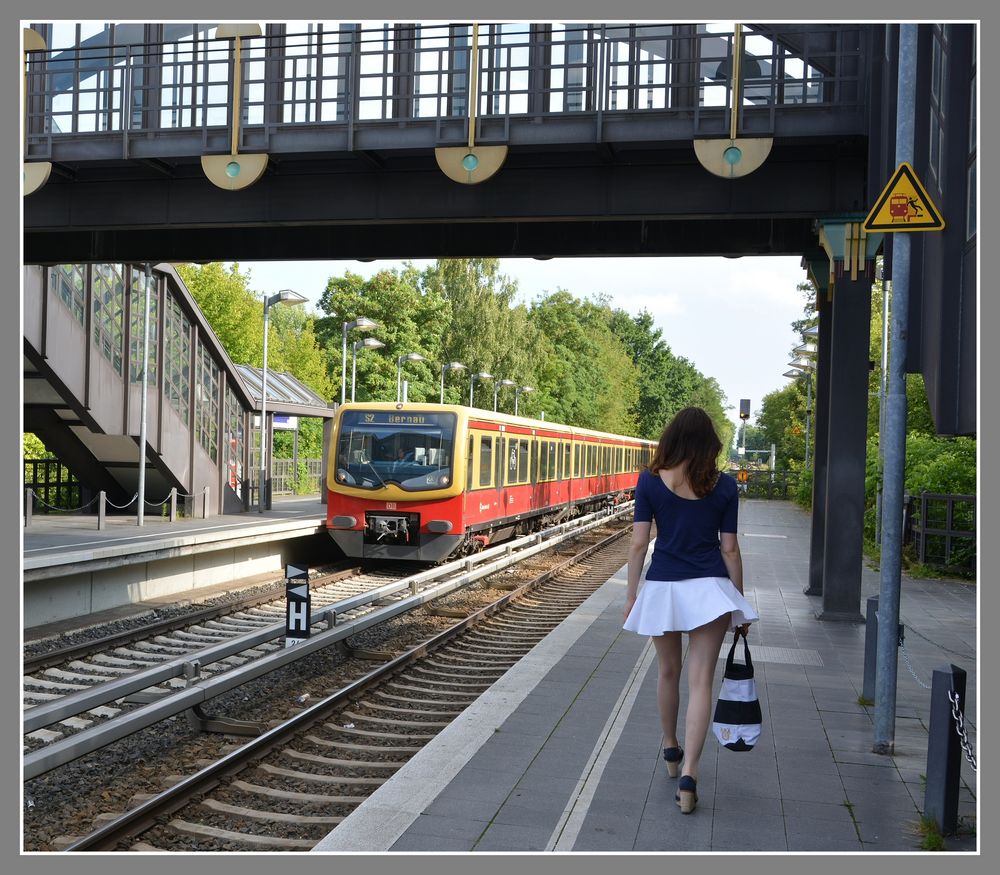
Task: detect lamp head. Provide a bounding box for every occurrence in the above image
[266,288,307,308]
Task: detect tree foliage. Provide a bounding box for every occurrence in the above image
[314,266,450,404]
[759,265,976,561]
[177,263,264,365]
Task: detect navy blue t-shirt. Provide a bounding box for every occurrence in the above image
[633,469,739,581]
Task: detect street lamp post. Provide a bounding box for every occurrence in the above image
[352,337,385,402]
[259,289,308,513]
[784,359,815,470]
[439,362,466,403]
[514,385,533,416]
[341,317,378,405]
[469,371,492,407]
[493,378,515,412]
[396,352,426,402]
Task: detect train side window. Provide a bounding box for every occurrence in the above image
[518,439,529,483]
[574,444,580,477]
[539,439,548,480]
[467,435,475,491]
[508,437,518,483]
[564,442,571,479]
[479,435,493,487]
[556,441,563,480]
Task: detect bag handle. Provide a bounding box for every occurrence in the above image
[725,627,753,672]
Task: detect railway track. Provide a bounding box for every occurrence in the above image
[22,566,403,757]
[55,523,632,851]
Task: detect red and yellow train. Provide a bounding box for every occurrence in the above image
[326,402,656,562]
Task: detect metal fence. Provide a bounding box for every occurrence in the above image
[905,492,976,574]
[23,459,82,511]
[25,23,868,158]
[735,469,801,500]
[271,458,323,495]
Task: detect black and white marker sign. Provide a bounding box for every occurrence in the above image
[285,564,311,648]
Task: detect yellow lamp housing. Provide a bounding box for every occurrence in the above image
[693,137,773,179]
[201,154,269,191]
[435,145,508,185]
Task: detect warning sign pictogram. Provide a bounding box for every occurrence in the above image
[863,162,945,232]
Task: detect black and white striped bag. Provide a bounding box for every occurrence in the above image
[712,629,762,752]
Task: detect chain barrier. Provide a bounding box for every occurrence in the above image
[898,640,933,690]
[30,493,100,513]
[874,611,935,690]
[947,689,978,772]
[902,621,976,660]
[103,493,139,510]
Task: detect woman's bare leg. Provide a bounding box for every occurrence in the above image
[651,632,683,748]
[681,613,730,779]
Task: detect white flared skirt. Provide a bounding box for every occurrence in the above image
[623,576,758,635]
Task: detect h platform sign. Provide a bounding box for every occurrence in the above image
[285,564,311,648]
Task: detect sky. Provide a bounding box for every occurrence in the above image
[239,256,810,436]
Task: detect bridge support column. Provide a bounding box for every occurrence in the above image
[803,255,831,596]
[815,220,881,622]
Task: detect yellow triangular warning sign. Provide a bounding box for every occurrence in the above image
[863,162,945,232]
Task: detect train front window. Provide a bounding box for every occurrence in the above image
[334,410,457,491]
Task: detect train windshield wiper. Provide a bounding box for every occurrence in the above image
[363,459,388,489]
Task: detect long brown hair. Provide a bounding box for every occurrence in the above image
[649,407,723,498]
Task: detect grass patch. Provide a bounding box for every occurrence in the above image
[856,695,874,707]
[915,815,946,851]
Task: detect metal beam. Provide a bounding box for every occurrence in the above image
[26,218,820,264]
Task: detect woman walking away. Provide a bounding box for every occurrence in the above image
[623,407,757,814]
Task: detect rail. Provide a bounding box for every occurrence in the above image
[25,23,869,160]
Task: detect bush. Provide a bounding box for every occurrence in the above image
[864,433,977,575]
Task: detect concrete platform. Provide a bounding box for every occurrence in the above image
[22,496,329,628]
[314,500,978,853]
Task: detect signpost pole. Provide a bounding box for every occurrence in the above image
[872,24,916,755]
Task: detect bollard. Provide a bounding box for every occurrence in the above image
[98,491,107,530]
[202,486,210,519]
[24,489,33,528]
[863,596,879,702]
[169,488,177,522]
[924,665,967,835]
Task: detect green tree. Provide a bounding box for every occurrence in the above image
[758,381,808,471]
[421,259,542,408]
[607,307,733,454]
[527,291,639,433]
[266,303,334,399]
[315,266,450,403]
[179,262,334,465]
[176,263,264,365]
[23,433,52,459]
